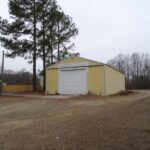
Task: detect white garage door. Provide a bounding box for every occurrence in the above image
[59,68,87,95]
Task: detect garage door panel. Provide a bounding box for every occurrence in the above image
[59,69,87,95]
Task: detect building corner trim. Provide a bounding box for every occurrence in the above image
[104,66,106,96]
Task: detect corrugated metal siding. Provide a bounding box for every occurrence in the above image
[46,69,58,94]
[105,65,125,95]
[88,66,105,96]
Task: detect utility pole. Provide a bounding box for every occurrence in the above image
[0,51,4,95]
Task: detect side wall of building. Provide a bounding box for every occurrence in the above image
[46,69,58,94]
[105,65,125,96]
[88,66,105,96]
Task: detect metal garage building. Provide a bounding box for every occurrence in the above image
[46,56,125,96]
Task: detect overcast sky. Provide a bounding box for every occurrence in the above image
[0,0,150,72]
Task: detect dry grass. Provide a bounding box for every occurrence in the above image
[0,90,150,150]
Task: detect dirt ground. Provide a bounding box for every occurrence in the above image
[0,90,150,150]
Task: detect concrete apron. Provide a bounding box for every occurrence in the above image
[3,93,73,99]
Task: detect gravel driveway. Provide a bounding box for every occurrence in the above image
[0,90,150,150]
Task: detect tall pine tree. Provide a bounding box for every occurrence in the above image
[37,0,78,91]
[0,0,79,93]
[37,0,57,92]
[55,11,78,61]
[0,0,39,91]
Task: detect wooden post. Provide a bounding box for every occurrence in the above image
[0,51,4,95]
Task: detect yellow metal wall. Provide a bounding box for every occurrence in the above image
[105,65,125,95]
[3,85,33,93]
[46,66,105,96]
[46,69,58,94]
[46,56,104,95]
[88,66,105,96]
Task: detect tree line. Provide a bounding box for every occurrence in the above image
[0,70,33,85]
[108,53,150,89]
[0,0,78,92]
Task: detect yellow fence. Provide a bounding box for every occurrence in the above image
[3,85,33,93]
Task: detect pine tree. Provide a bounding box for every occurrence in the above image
[37,1,78,91]
[38,2,78,64]
[55,11,78,61]
[0,0,79,93]
[37,0,49,92]
[0,0,40,91]
[37,0,58,92]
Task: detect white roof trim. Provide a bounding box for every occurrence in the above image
[57,62,89,69]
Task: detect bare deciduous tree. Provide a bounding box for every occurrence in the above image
[108,53,150,89]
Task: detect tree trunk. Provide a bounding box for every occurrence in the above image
[50,26,53,64]
[49,40,53,64]
[0,51,4,95]
[50,46,53,64]
[42,7,46,93]
[42,37,46,93]
[33,0,37,92]
[57,24,60,62]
